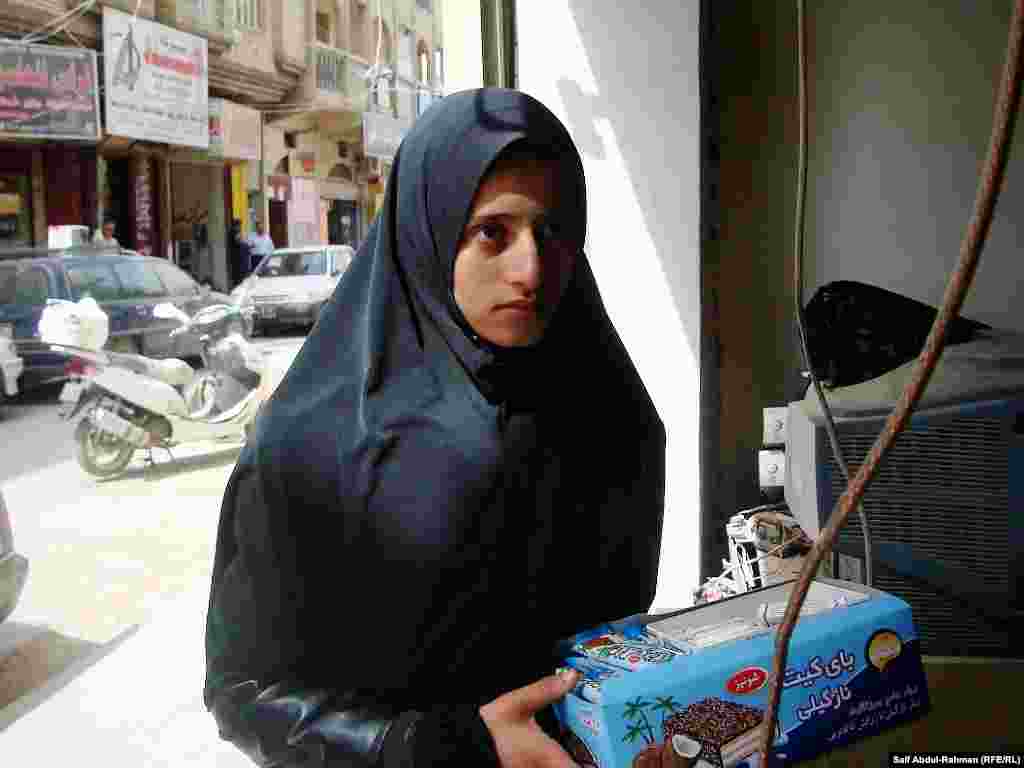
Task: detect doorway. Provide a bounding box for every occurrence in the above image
[269,200,288,249]
[105,157,132,248]
[328,199,358,247]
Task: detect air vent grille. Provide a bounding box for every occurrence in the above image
[825,414,1012,656]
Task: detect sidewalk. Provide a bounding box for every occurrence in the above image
[0,339,304,763]
[0,442,252,765]
[1,580,252,766]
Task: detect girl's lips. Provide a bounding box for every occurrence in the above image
[496,301,536,312]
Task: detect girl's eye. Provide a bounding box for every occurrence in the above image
[478,222,504,243]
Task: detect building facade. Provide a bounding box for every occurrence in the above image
[0,0,443,291]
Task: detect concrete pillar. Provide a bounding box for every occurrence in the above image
[96,153,108,234]
[208,164,229,292]
[30,148,46,246]
[336,0,350,51]
[157,154,173,260]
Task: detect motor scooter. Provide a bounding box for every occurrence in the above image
[50,301,275,478]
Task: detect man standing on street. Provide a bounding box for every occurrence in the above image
[92,220,120,248]
[246,222,275,272]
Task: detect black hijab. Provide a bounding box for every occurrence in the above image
[208,88,665,712]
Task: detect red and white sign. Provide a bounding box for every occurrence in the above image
[725,666,769,695]
[103,6,208,148]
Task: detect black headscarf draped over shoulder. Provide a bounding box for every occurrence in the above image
[205,88,665,766]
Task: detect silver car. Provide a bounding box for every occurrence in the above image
[0,489,28,623]
[232,246,354,333]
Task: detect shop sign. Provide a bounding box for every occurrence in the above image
[209,98,260,161]
[103,6,209,149]
[133,156,155,257]
[0,42,101,141]
[362,110,412,160]
[288,177,320,246]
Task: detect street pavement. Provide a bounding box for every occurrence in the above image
[0,332,306,763]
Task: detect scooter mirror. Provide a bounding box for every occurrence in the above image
[153,303,190,324]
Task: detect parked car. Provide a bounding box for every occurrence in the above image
[0,245,240,391]
[232,245,354,334]
[0,488,28,623]
[0,325,24,406]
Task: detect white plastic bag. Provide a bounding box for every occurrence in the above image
[38,297,110,351]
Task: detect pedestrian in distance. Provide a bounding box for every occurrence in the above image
[245,221,275,270]
[92,219,119,248]
[203,87,666,768]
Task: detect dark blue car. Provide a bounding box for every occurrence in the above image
[0,246,237,391]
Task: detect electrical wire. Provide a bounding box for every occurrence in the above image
[759,0,1024,763]
[713,532,806,586]
[789,0,874,589]
[21,0,95,44]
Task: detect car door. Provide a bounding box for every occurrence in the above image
[0,262,63,383]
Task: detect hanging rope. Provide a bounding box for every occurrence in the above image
[758,0,1024,764]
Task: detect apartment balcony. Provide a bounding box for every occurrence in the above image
[312,44,371,110]
[155,0,239,54]
[266,44,370,140]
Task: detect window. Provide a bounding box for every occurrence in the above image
[316,12,331,44]
[433,47,444,89]
[236,0,260,29]
[256,250,327,277]
[66,263,121,302]
[418,44,431,85]
[153,261,200,297]
[398,27,415,81]
[112,261,167,299]
[0,266,49,305]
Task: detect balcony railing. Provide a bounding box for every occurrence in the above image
[157,0,237,39]
[312,43,370,107]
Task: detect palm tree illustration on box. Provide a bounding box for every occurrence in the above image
[622,696,683,746]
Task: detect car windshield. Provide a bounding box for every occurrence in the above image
[256,250,327,278]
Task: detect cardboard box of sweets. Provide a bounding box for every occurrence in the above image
[553,579,930,768]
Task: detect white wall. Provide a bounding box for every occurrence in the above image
[439,0,483,93]
[517,1,702,612]
[807,0,1024,331]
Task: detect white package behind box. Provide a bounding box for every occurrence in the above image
[38,298,110,352]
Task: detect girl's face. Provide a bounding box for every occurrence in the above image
[453,153,577,348]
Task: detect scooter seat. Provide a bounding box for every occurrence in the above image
[107,352,195,389]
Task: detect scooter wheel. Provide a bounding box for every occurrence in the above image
[75,418,136,478]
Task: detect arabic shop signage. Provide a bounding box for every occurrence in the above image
[103,6,209,149]
[0,42,101,141]
[208,98,260,161]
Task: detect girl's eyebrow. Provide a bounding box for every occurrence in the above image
[466,208,550,229]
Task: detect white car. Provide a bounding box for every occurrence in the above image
[0,326,24,403]
[232,245,354,334]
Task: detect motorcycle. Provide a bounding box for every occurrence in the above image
[49,300,272,478]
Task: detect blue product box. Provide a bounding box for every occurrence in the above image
[553,579,930,768]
